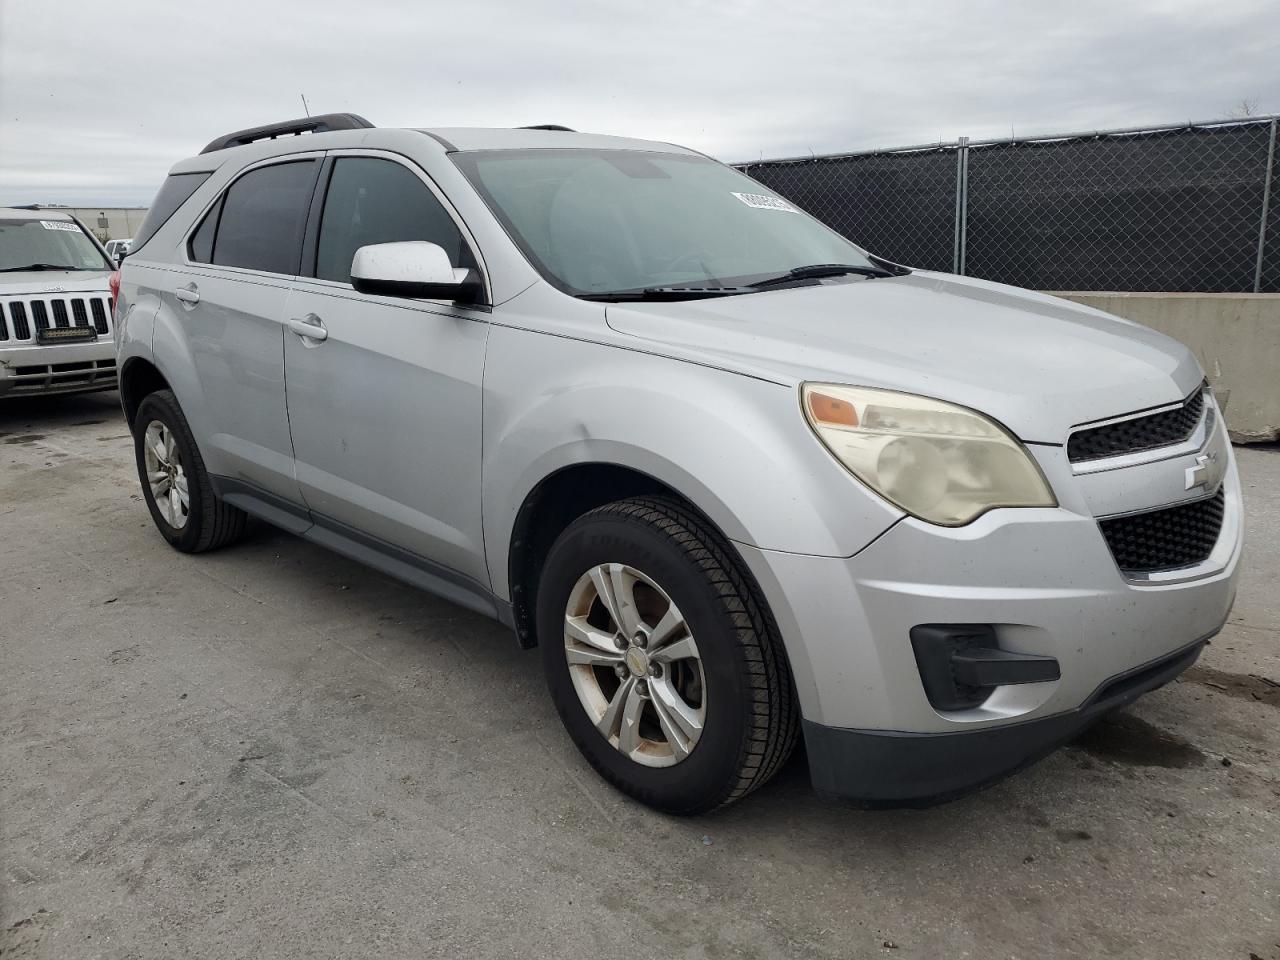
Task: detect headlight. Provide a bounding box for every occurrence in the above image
[802,383,1056,526]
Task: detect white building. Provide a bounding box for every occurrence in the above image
[19,206,149,242]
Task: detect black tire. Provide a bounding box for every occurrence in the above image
[132,389,246,553]
[537,496,799,814]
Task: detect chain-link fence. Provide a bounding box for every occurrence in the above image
[738,116,1279,293]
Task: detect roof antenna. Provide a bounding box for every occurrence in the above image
[300,93,311,117]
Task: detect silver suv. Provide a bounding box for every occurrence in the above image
[1,208,118,397]
[115,114,1242,813]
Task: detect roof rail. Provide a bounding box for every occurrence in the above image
[520,124,576,132]
[199,113,375,155]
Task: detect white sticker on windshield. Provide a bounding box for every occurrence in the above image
[39,220,80,232]
[731,192,797,212]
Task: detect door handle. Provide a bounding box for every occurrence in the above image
[288,313,328,342]
[174,284,200,305]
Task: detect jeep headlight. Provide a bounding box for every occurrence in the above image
[802,383,1056,526]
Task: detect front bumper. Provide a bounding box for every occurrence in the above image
[803,635,1207,805]
[736,420,1243,803]
[0,339,118,398]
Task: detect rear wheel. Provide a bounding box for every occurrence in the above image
[132,389,246,553]
[537,497,798,814]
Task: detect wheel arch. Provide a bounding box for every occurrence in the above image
[506,461,740,650]
[119,356,172,428]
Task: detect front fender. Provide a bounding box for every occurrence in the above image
[481,323,902,601]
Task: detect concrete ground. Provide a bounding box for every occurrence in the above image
[2,392,1277,960]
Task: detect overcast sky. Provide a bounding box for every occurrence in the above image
[1,0,1276,207]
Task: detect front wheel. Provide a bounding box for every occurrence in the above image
[537,497,799,814]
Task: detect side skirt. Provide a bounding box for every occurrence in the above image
[210,476,515,628]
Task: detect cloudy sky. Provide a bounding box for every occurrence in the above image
[1,0,1276,207]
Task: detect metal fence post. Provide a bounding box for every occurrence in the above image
[1255,119,1277,293]
[953,137,968,274]
[959,139,971,275]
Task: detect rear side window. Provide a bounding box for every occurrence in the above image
[131,172,211,253]
[188,197,221,263]
[212,160,318,275]
[314,157,467,283]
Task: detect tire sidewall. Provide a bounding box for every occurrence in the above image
[537,510,752,813]
[133,393,204,551]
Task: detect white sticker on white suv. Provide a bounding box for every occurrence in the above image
[731,192,798,212]
[39,220,81,232]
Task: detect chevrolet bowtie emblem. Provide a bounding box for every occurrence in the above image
[1185,451,1223,492]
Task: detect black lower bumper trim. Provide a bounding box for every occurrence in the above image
[804,637,1208,807]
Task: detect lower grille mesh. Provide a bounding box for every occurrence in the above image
[1099,489,1226,574]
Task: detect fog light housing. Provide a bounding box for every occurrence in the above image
[910,624,1060,712]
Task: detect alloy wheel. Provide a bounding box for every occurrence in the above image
[143,420,190,529]
[563,562,706,767]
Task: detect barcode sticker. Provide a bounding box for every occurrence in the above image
[731,192,797,212]
[39,220,81,232]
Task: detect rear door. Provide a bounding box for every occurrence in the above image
[281,152,490,584]
[175,156,321,504]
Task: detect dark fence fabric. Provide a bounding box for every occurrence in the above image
[739,119,1279,293]
[745,148,958,273]
[1265,164,1280,294]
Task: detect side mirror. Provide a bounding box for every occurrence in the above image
[114,251,127,267]
[350,241,484,304]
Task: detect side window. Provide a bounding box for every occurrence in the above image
[131,171,211,254]
[315,157,468,284]
[211,160,318,275]
[188,196,221,264]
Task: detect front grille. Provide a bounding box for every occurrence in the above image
[3,358,117,394]
[1099,488,1225,574]
[1068,387,1205,463]
[90,298,109,334]
[8,302,30,340]
[0,295,112,345]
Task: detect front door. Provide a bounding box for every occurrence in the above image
[282,154,490,585]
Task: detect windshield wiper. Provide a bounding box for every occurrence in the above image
[0,263,93,273]
[579,286,754,302]
[751,263,895,288]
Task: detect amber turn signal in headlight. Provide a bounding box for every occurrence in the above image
[802,383,1057,526]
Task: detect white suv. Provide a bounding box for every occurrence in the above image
[114,114,1242,813]
[105,238,133,262]
[0,208,118,397]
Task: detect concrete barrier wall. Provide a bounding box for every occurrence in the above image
[1052,292,1280,443]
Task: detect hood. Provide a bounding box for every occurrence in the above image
[0,270,112,296]
[604,271,1202,444]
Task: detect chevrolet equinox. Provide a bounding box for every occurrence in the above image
[114,114,1242,813]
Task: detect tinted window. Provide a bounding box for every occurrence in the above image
[131,172,211,254]
[315,157,466,283]
[188,197,220,263]
[213,160,317,275]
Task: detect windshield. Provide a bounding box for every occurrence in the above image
[0,218,112,272]
[452,148,878,297]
